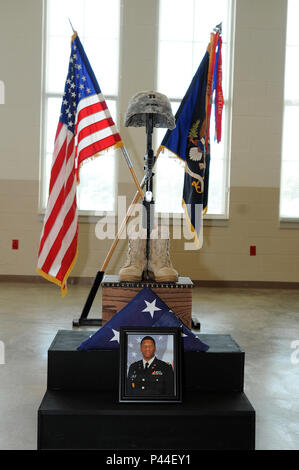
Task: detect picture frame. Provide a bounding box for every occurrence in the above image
[119,326,182,403]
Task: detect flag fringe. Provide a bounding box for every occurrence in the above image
[36,246,78,297]
[36,267,63,288]
[71,32,77,44]
[60,246,79,296]
[76,140,124,184]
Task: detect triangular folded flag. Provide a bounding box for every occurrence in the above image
[77,287,209,352]
[153,309,208,352]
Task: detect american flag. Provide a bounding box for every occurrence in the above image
[77,286,209,352]
[37,33,123,295]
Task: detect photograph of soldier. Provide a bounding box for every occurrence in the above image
[126,335,174,397]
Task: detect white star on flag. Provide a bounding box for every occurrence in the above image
[109,329,119,343]
[142,299,161,318]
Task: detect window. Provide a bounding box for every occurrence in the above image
[280,0,299,219]
[41,0,120,213]
[155,0,234,218]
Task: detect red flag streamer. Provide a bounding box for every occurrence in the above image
[215,36,223,143]
[204,32,219,149]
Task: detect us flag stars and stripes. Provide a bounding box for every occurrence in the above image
[77,287,209,352]
[37,32,123,296]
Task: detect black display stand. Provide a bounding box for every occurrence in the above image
[38,330,255,450]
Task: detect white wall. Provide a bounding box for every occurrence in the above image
[231,0,287,188]
[0,0,298,284]
[0,0,43,181]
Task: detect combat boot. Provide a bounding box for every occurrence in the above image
[147,231,178,283]
[119,236,146,282]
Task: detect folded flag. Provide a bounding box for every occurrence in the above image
[153,310,208,352]
[77,286,209,352]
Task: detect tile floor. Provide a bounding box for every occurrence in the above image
[0,282,298,450]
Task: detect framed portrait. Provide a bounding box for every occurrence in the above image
[119,326,182,403]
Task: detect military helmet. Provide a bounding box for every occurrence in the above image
[124,91,176,129]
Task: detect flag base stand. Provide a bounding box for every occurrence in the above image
[72,318,102,327]
[72,270,104,328]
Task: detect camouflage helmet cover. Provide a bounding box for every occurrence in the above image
[124,91,176,129]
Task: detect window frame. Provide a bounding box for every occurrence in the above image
[279,100,299,223]
[154,0,236,221]
[280,0,299,223]
[39,0,121,218]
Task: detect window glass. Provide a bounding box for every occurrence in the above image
[42,0,120,212]
[156,0,233,217]
[280,0,299,218]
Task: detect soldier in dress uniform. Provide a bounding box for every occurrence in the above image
[127,336,174,396]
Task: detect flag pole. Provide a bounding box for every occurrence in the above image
[73,154,161,327]
[68,18,75,33]
[121,146,144,199]
[213,22,222,33]
[96,149,160,273]
[73,173,147,327]
[98,148,159,275]
[101,174,146,272]
[67,24,143,199]
[88,23,222,280]
[100,141,161,273]
[73,24,224,325]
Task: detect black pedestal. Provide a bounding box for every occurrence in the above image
[38,390,255,450]
[38,330,255,450]
[48,330,245,392]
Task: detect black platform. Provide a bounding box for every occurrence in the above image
[48,330,245,392]
[38,330,255,450]
[38,389,255,450]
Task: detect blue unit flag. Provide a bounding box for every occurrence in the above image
[157,31,223,249]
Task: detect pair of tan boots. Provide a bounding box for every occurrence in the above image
[119,227,178,283]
